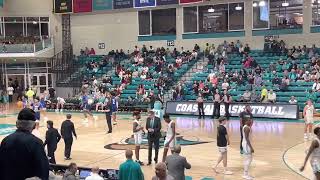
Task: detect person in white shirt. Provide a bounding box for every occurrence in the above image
[85,167,103,180]
[267,90,276,103]
[312,80,320,92]
[31,120,41,139]
[56,97,65,112]
[288,96,297,104]
[221,79,229,91]
[7,86,14,103]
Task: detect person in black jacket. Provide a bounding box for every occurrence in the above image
[61,114,77,160]
[146,110,162,165]
[0,108,49,180]
[44,120,61,164]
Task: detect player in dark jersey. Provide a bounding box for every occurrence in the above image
[81,91,94,123]
[111,93,119,125]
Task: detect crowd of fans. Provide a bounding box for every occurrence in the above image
[172,39,320,106]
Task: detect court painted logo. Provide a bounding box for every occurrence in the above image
[0,124,16,135]
[104,132,210,150]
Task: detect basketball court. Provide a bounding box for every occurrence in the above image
[0,107,314,180]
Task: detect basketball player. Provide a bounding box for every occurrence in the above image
[239,105,253,154]
[133,111,144,165]
[213,117,233,175]
[300,127,320,180]
[304,100,315,139]
[162,113,176,162]
[111,93,119,125]
[39,94,48,121]
[242,118,254,180]
[32,97,44,121]
[81,91,94,123]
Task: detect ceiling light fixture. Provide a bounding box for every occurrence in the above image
[208,7,215,13]
[259,0,266,7]
[282,1,289,7]
[235,4,242,10]
[253,2,258,7]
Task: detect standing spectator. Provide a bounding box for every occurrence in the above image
[48,87,55,99]
[119,149,144,180]
[43,120,61,164]
[63,163,78,180]
[89,48,96,55]
[146,111,162,165]
[0,108,49,180]
[85,167,103,180]
[221,79,229,91]
[213,117,233,175]
[152,162,174,180]
[7,85,14,103]
[197,93,205,119]
[223,90,232,120]
[61,114,77,160]
[166,145,191,180]
[267,90,277,103]
[212,89,222,119]
[244,44,251,54]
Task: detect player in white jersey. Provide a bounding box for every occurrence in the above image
[162,113,176,163]
[304,100,315,139]
[242,118,254,180]
[300,127,320,180]
[133,111,145,165]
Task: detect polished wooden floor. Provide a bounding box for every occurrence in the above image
[0,107,314,180]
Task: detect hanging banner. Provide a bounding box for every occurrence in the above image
[73,0,92,13]
[0,0,4,7]
[93,0,113,10]
[157,0,178,6]
[113,0,133,9]
[54,0,73,13]
[134,0,156,8]
[179,0,202,4]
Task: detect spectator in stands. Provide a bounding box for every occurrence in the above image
[152,162,174,180]
[250,90,259,102]
[221,79,229,91]
[85,47,90,55]
[194,44,200,52]
[280,77,290,92]
[260,86,268,103]
[166,145,191,180]
[63,163,78,180]
[119,149,144,180]
[254,75,263,87]
[0,108,49,180]
[89,48,96,55]
[289,96,297,104]
[301,71,311,82]
[312,79,320,92]
[244,44,250,54]
[85,166,103,180]
[267,90,277,103]
[289,69,297,81]
[242,90,251,102]
[306,90,318,103]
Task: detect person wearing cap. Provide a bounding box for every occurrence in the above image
[146,110,162,165]
[61,114,77,160]
[0,108,49,180]
[44,120,61,164]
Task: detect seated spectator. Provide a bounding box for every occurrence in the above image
[302,71,311,82]
[288,69,297,81]
[267,90,276,103]
[89,48,96,55]
[260,86,268,103]
[244,44,250,54]
[194,44,200,52]
[119,149,144,180]
[80,49,85,55]
[242,90,251,102]
[250,91,259,102]
[149,46,155,53]
[289,96,297,104]
[166,145,191,180]
[63,163,78,180]
[280,77,290,92]
[85,166,103,180]
[152,162,174,180]
[254,75,263,87]
[312,79,320,92]
[221,79,229,91]
[85,47,90,55]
